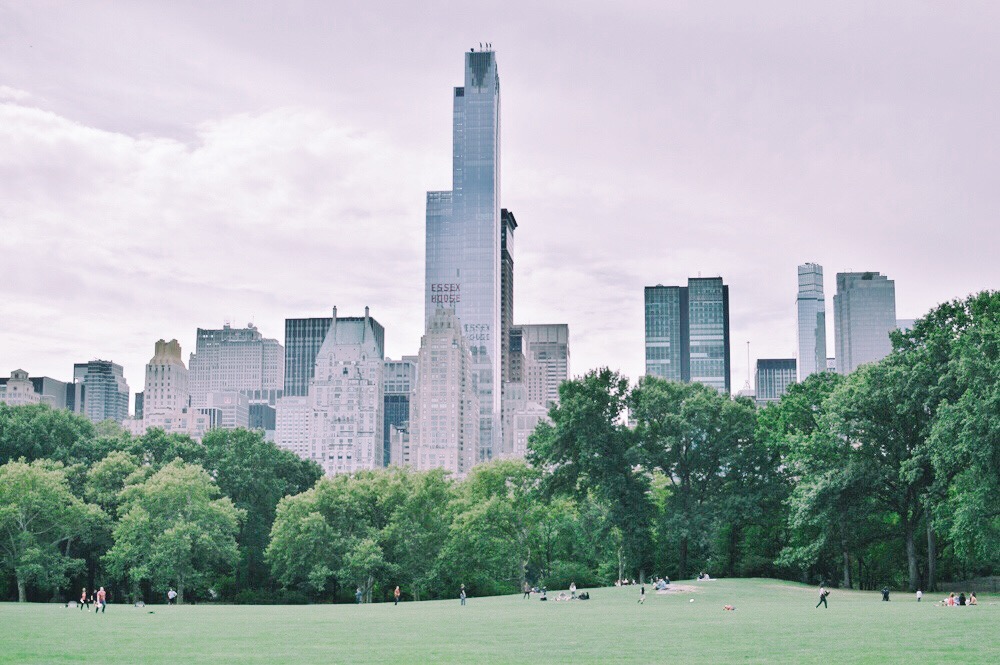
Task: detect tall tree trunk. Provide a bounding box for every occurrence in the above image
[679,538,688,580]
[178,575,185,605]
[839,516,852,588]
[926,519,937,591]
[17,575,26,602]
[904,518,918,591]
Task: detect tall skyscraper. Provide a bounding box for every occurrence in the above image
[833,272,897,375]
[188,323,283,406]
[73,360,129,423]
[383,356,417,467]
[410,309,480,476]
[500,208,517,387]
[645,277,731,393]
[142,339,189,416]
[425,48,502,462]
[796,263,828,382]
[755,358,797,404]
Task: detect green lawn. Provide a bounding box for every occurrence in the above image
[2,579,996,664]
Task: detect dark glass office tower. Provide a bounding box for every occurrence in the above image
[383,357,416,467]
[283,317,332,397]
[425,48,503,461]
[284,311,385,397]
[644,277,731,393]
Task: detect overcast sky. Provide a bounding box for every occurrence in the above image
[1,1,997,402]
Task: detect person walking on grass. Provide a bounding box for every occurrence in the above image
[816,585,829,608]
[523,581,531,599]
[638,584,645,604]
[916,589,922,602]
[394,586,401,606]
[460,584,467,606]
[167,588,177,605]
[79,587,90,611]
[356,587,363,604]
[95,587,107,614]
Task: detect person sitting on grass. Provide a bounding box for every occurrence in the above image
[969,592,978,605]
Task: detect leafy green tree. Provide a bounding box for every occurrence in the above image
[267,471,406,600]
[927,292,1000,568]
[104,460,243,603]
[128,428,205,468]
[200,429,322,590]
[529,368,652,578]
[381,469,455,600]
[0,404,97,466]
[630,378,755,579]
[84,451,143,519]
[0,459,102,601]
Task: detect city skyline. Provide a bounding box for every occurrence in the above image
[2,3,998,397]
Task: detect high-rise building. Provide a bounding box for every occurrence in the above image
[645,277,731,393]
[425,48,502,462]
[517,324,570,409]
[833,272,897,375]
[307,308,385,475]
[204,391,250,430]
[276,308,386,475]
[143,339,189,416]
[796,263,828,382]
[383,356,417,468]
[755,359,797,404]
[283,317,333,398]
[73,360,129,423]
[500,208,517,387]
[410,309,480,476]
[188,323,283,406]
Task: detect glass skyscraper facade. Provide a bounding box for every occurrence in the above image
[833,272,897,375]
[383,356,416,467]
[73,360,129,423]
[796,263,827,382]
[645,277,731,393]
[755,358,797,403]
[425,49,502,461]
[283,317,333,397]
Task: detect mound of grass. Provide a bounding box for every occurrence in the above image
[2,579,995,663]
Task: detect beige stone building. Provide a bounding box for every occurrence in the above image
[410,308,479,477]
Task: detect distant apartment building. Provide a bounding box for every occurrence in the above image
[499,381,549,459]
[645,277,731,393]
[73,360,129,423]
[796,263,828,382]
[188,323,283,407]
[755,359,797,404]
[143,339,189,416]
[833,272,897,375]
[0,369,41,406]
[517,324,570,409]
[383,356,417,467]
[410,309,479,477]
[276,308,386,476]
[0,372,82,411]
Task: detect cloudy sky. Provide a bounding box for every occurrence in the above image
[1,1,997,402]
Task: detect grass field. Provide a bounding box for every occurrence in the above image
[2,579,996,664]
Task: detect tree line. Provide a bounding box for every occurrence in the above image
[1,292,996,603]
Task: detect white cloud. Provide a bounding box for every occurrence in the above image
[0,100,429,389]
